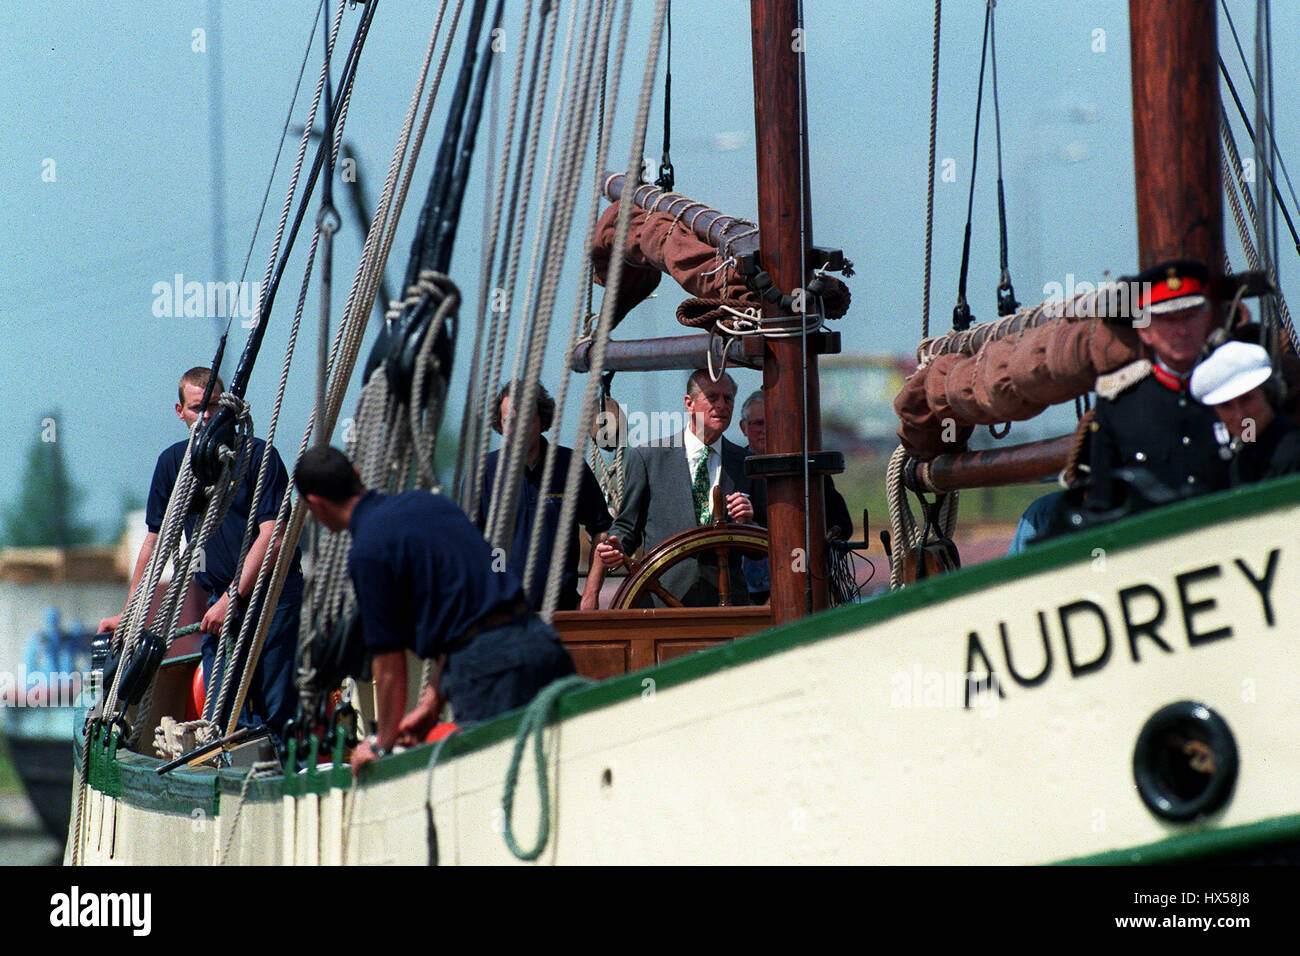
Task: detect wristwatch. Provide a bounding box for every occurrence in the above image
[366,736,387,759]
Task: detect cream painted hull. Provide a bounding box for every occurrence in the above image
[71,484,1300,864]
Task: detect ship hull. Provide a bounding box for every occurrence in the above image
[70,477,1300,864]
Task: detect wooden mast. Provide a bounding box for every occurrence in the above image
[750,0,829,620]
[1129,0,1223,273]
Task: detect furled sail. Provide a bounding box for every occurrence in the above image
[894,291,1143,460]
[590,199,850,329]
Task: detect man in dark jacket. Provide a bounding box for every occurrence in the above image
[99,367,302,734]
[595,371,759,606]
[1088,260,1231,513]
[477,381,612,611]
[295,446,575,775]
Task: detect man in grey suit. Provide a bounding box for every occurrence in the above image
[595,370,759,606]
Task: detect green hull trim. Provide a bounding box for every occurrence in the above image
[1056,812,1300,865]
[82,731,285,815]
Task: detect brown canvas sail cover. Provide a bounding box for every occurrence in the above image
[896,307,1143,460]
[590,201,849,329]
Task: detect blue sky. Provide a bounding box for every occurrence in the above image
[2,0,1296,537]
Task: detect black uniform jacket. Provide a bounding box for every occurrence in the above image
[1089,372,1230,510]
[1231,414,1300,485]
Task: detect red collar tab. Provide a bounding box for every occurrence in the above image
[1152,362,1187,391]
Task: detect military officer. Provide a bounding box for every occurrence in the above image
[1088,260,1231,513]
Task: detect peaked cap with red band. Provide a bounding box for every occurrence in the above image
[1134,259,1210,316]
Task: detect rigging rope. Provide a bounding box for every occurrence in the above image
[1218,56,1300,262]
[456,0,540,516]
[486,0,601,557]
[921,0,941,339]
[214,2,374,735]
[988,1,1017,317]
[952,0,993,333]
[530,0,648,617]
[654,0,674,192]
[1220,0,1300,224]
[1253,0,1280,356]
[517,0,624,605]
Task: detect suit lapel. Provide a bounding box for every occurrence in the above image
[665,433,694,528]
[718,438,738,495]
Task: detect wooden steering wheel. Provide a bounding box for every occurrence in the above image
[609,487,769,609]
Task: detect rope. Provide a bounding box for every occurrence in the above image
[69,728,88,865]
[254,0,348,340]
[1062,408,1095,486]
[952,0,994,331]
[215,214,318,733]
[486,0,599,555]
[517,0,614,598]
[1221,105,1297,349]
[886,446,914,591]
[153,716,219,760]
[215,0,380,733]
[456,0,541,514]
[922,0,941,338]
[1221,0,1300,227]
[539,0,664,621]
[501,675,590,861]
[219,759,281,865]
[886,444,958,590]
[291,0,465,718]
[474,0,565,532]
[988,0,1017,316]
[1223,117,1263,274]
[526,0,642,613]
[654,0,674,191]
[915,289,1101,365]
[234,0,328,302]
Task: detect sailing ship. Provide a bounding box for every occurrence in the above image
[67,0,1300,865]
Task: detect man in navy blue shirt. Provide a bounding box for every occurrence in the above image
[294,446,576,775]
[99,367,302,734]
[478,381,612,611]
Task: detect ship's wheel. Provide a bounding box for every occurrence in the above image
[609,522,770,609]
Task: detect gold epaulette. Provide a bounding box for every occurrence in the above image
[1094,359,1152,400]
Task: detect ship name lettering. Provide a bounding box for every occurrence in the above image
[963,548,1280,708]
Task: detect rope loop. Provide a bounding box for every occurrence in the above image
[501,675,590,861]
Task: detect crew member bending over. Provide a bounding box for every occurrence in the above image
[294,446,576,775]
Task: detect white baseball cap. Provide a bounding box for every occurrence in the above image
[1190,341,1274,405]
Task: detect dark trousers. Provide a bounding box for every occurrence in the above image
[201,589,300,735]
[441,613,576,724]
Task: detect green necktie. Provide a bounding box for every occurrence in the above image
[692,446,713,525]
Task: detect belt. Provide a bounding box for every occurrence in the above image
[447,597,531,653]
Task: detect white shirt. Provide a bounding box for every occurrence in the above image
[683,427,721,496]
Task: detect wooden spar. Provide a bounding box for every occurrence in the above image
[1129,0,1223,274]
[602,172,761,260]
[908,435,1074,493]
[751,0,828,620]
[569,333,760,373]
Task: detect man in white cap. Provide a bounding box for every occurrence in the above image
[1190,341,1300,485]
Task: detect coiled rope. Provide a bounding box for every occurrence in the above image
[500,674,590,861]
